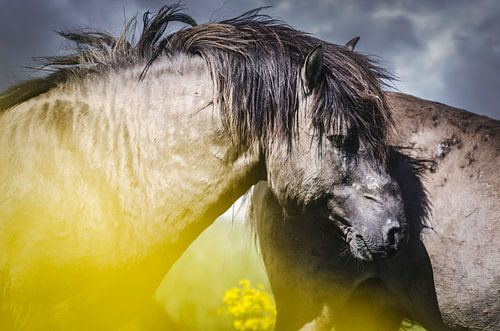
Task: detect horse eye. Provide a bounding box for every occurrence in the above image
[327,133,359,154]
[327,134,345,149]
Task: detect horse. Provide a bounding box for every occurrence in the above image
[0,5,405,330]
[250,91,500,331]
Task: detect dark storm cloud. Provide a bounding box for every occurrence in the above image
[0,0,139,86]
[441,5,500,119]
[0,0,258,87]
[265,0,500,118]
[0,1,63,84]
[0,0,498,118]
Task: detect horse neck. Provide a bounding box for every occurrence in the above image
[1,55,263,262]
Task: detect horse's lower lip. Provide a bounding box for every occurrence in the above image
[355,247,374,262]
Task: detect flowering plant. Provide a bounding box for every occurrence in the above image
[219,279,276,331]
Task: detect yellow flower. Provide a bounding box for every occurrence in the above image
[219,279,276,331]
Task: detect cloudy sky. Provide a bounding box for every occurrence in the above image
[1,0,499,119]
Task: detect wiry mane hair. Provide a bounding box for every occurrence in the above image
[0,3,394,159]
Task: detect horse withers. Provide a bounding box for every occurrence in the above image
[250,92,500,331]
[0,5,404,330]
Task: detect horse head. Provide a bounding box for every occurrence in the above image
[265,44,408,261]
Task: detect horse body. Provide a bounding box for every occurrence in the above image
[251,92,500,331]
[0,5,402,329]
[0,55,262,330]
[384,92,500,330]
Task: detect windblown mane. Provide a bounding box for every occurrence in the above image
[0,3,394,159]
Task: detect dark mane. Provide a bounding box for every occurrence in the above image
[0,3,394,159]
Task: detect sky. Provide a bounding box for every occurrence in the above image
[0,0,499,119]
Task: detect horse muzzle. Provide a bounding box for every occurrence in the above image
[330,214,408,262]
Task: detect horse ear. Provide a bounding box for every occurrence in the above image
[345,36,360,51]
[301,44,324,94]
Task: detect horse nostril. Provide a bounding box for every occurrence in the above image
[383,221,402,248]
